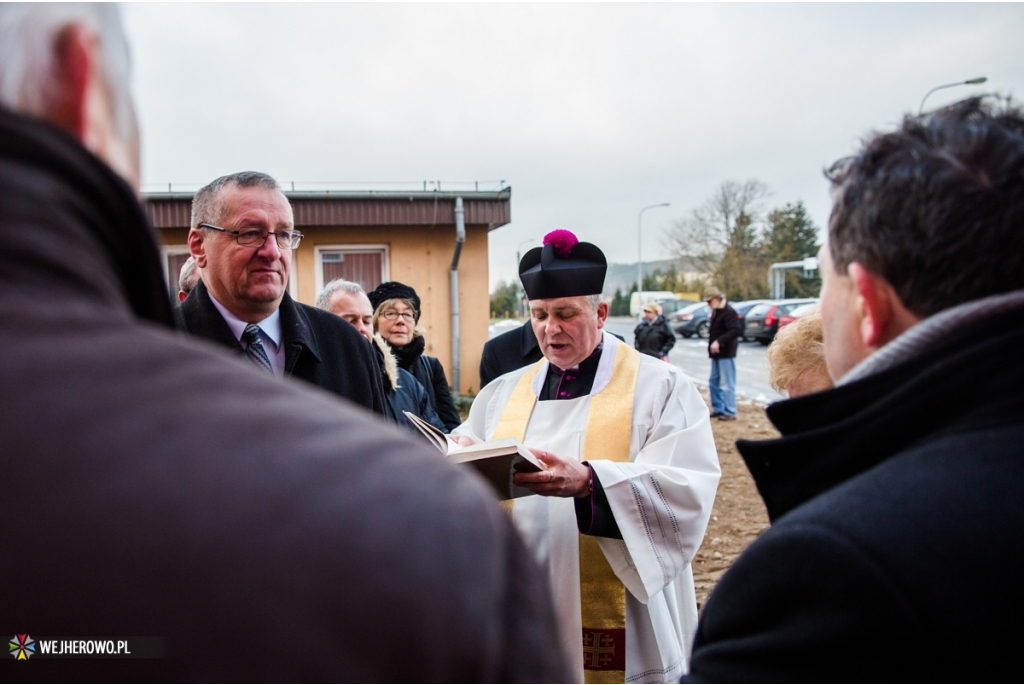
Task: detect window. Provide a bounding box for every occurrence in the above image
[315,245,389,296]
[161,246,191,299]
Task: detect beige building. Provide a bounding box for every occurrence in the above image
[144,189,511,395]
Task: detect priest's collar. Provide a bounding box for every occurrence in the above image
[540,343,604,401]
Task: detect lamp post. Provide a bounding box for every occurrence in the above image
[919,76,987,115]
[515,239,535,319]
[637,203,670,317]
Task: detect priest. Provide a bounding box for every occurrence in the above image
[453,230,721,683]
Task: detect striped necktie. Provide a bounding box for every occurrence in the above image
[241,324,273,374]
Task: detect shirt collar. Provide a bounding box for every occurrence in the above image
[208,293,283,351]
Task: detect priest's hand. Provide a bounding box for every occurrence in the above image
[513,449,591,498]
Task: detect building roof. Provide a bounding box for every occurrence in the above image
[143,188,512,230]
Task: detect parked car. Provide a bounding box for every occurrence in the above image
[672,301,712,338]
[744,298,818,345]
[656,297,697,319]
[731,299,773,342]
[777,302,818,329]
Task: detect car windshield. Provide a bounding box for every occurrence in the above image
[680,302,707,314]
[786,303,817,318]
[747,303,772,317]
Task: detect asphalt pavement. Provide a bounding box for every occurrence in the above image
[604,317,782,404]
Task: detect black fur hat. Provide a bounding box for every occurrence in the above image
[368,281,421,322]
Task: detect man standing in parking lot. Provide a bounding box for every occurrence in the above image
[705,286,742,420]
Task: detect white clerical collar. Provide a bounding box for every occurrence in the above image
[208,293,283,351]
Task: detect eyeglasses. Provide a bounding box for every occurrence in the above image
[198,223,303,250]
[380,310,416,322]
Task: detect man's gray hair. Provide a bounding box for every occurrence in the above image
[191,171,282,229]
[315,279,365,311]
[585,294,604,312]
[178,256,200,294]
[0,3,136,141]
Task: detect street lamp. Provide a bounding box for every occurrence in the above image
[919,76,987,115]
[637,203,670,317]
[515,239,535,318]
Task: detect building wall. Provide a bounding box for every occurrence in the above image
[159,223,490,395]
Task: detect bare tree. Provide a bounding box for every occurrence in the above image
[665,179,771,299]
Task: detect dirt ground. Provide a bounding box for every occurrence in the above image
[692,394,778,611]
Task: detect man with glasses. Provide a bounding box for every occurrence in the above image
[181,171,384,413]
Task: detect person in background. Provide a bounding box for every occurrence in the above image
[704,286,742,420]
[479,321,543,389]
[317,279,445,434]
[685,96,1024,681]
[0,4,566,681]
[177,255,200,302]
[765,305,832,397]
[633,301,675,361]
[368,281,462,431]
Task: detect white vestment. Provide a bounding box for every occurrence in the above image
[454,331,721,683]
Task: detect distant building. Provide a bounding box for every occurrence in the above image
[144,187,511,395]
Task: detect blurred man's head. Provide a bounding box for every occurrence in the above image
[177,255,201,303]
[0,3,140,188]
[317,279,373,342]
[187,171,299,323]
[820,97,1024,380]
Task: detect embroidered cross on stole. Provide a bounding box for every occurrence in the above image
[492,342,641,684]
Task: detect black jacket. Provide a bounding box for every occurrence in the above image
[0,106,567,682]
[707,303,741,358]
[181,280,385,415]
[479,322,543,389]
[633,315,675,358]
[393,335,462,431]
[685,302,1024,682]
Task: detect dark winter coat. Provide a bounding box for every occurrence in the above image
[0,106,567,682]
[707,303,741,358]
[684,300,1024,682]
[479,322,543,389]
[633,315,676,358]
[373,335,446,434]
[181,279,385,414]
[392,334,463,431]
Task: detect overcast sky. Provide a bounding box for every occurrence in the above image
[122,2,1024,291]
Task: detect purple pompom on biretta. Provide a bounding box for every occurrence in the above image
[543,229,578,258]
[518,229,607,300]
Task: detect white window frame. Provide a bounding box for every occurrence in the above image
[161,245,191,294]
[314,244,391,297]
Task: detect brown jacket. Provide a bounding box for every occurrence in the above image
[0,107,567,682]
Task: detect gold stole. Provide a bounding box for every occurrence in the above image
[493,342,641,684]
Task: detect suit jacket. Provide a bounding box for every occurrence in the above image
[181,280,384,414]
[479,322,543,389]
[685,300,1024,682]
[0,105,567,682]
[707,303,741,358]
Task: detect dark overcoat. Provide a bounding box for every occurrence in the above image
[633,315,676,358]
[707,303,741,358]
[479,322,543,389]
[180,280,385,415]
[685,301,1024,682]
[0,106,567,682]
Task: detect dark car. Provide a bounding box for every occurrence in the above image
[672,302,712,338]
[656,297,697,319]
[744,298,818,345]
[731,299,773,342]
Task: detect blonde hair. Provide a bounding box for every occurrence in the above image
[766,305,830,394]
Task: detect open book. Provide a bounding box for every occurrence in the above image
[403,411,543,500]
